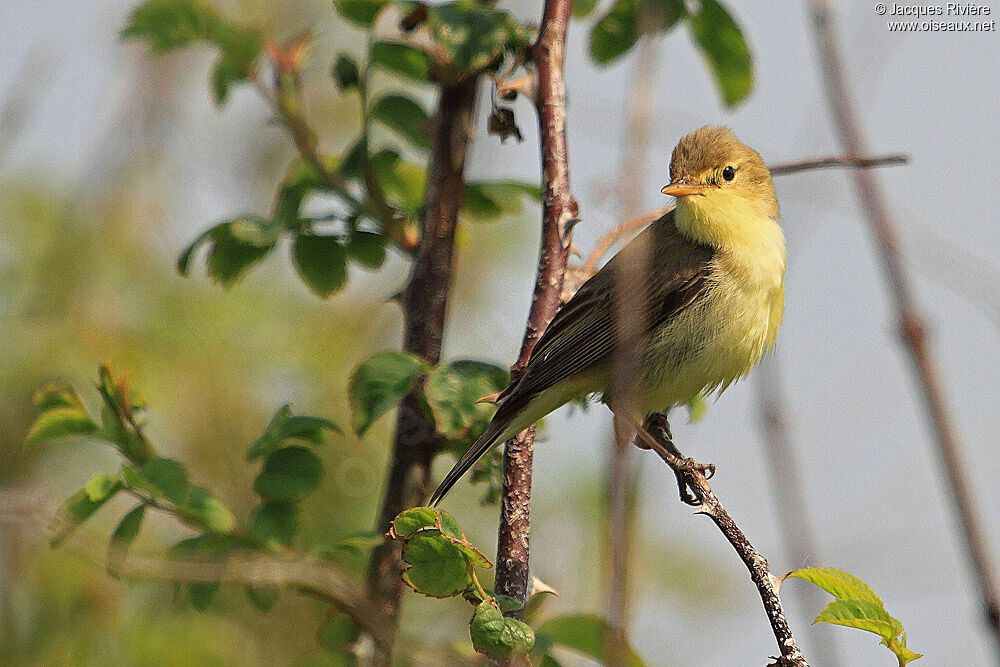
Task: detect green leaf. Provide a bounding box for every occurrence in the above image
[424,361,508,441]
[400,532,474,598]
[51,482,122,547]
[249,501,299,548]
[139,457,190,505]
[33,383,87,412]
[390,506,439,539]
[571,0,600,19]
[687,0,753,107]
[370,150,426,215]
[815,598,902,644]
[246,585,279,613]
[248,405,341,461]
[185,486,236,533]
[371,94,431,150]
[292,234,349,298]
[469,602,534,659]
[536,614,646,666]
[210,25,263,105]
[180,218,278,286]
[332,54,361,91]
[121,0,221,51]
[86,474,121,502]
[25,407,97,446]
[254,446,323,502]
[348,351,427,436]
[370,41,432,81]
[188,582,219,610]
[426,4,530,79]
[108,504,146,568]
[334,0,389,26]
[331,530,384,554]
[346,230,387,270]
[589,0,639,64]
[461,182,541,222]
[788,567,880,603]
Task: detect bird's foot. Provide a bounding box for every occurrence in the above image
[642,412,714,506]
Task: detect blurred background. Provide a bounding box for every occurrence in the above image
[2,0,998,664]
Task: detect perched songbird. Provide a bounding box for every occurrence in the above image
[430,126,785,505]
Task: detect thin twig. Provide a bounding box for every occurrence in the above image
[805,0,1000,656]
[632,415,810,667]
[493,0,576,634]
[580,153,907,273]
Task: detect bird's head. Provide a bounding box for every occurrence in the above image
[662,127,780,243]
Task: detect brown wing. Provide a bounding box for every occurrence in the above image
[499,210,715,412]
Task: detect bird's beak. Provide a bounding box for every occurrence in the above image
[661,180,707,197]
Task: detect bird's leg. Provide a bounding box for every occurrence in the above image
[641,412,716,506]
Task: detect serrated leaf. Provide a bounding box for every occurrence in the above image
[348,351,426,436]
[121,0,221,51]
[401,532,474,598]
[248,405,340,461]
[814,598,902,644]
[469,602,534,659]
[426,4,528,79]
[292,234,348,298]
[185,486,236,533]
[371,94,431,150]
[334,0,389,26]
[51,484,122,547]
[424,361,508,440]
[390,507,439,539]
[249,501,299,548]
[346,230,387,270]
[254,446,323,502]
[788,567,880,603]
[139,457,190,505]
[687,0,752,107]
[25,407,97,446]
[332,54,360,91]
[536,614,645,666]
[370,41,431,81]
[108,504,146,569]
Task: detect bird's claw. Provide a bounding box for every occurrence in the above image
[673,458,715,506]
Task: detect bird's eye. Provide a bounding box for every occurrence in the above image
[722,165,736,182]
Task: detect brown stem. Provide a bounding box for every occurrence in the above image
[580,152,907,274]
[806,0,1000,655]
[366,78,480,655]
[493,0,576,631]
[635,415,809,667]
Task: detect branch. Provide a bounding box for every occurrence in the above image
[366,77,480,657]
[0,492,392,650]
[493,0,576,631]
[630,416,809,667]
[805,0,1000,655]
[579,152,908,274]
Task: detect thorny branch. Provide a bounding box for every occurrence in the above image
[806,0,1000,656]
[630,415,810,667]
[493,0,576,635]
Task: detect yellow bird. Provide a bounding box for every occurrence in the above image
[430,126,785,505]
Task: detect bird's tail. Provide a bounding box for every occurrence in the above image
[429,403,522,506]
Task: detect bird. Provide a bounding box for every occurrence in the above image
[429,126,785,506]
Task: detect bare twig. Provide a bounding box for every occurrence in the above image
[805,0,1000,655]
[580,153,907,274]
[493,0,576,631]
[632,415,810,667]
[367,77,480,657]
